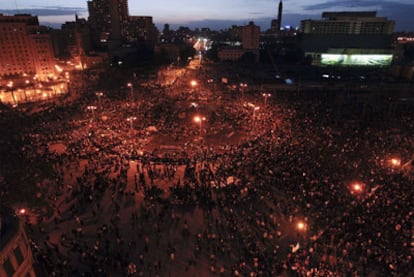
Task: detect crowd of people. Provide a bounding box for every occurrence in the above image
[1,63,413,276]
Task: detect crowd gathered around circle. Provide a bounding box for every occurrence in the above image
[1,64,413,276]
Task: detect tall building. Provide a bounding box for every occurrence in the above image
[300,11,395,66]
[243,21,260,50]
[87,0,124,49]
[126,16,157,44]
[218,22,260,62]
[301,11,394,35]
[87,0,157,50]
[0,206,36,277]
[270,0,283,32]
[0,14,56,81]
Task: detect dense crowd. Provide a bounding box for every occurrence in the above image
[1,65,413,276]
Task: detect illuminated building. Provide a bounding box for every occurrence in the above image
[300,11,395,66]
[0,206,36,277]
[0,14,56,80]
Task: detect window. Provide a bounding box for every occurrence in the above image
[14,246,25,265]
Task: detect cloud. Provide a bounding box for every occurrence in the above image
[0,7,86,17]
[301,0,414,31]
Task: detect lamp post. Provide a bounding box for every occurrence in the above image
[127,116,137,131]
[262,93,271,106]
[253,106,260,119]
[240,83,247,100]
[127,82,134,102]
[87,105,97,121]
[190,80,198,93]
[96,92,103,108]
[193,115,206,135]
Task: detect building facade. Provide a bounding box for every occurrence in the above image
[0,206,36,277]
[270,0,283,32]
[0,14,56,80]
[300,11,395,66]
[87,0,157,50]
[243,22,260,50]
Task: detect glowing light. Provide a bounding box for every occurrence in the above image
[390,158,401,167]
[54,64,63,72]
[193,115,206,123]
[296,221,306,231]
[321,54,393,66]
[350,182,364,194]
[190,80,198,87]
[19,208,26,215]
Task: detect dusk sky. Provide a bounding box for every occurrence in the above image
[1,0,413,31]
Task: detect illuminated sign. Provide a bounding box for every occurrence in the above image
[321,54,393,66]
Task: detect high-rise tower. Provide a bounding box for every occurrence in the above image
[278,0,283,30]
[270,0,283,32]
[87,0,129,49]
[87,0,157,50]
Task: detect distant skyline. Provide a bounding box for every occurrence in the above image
[1,0,413,31]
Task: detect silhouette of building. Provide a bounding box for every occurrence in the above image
[0,206,36,277]
[218,22,260,62]
[87,0,126,49]
[270,0,283,32]
[300,11,395,66]
[0,14,56,81]
[87,0,157,50]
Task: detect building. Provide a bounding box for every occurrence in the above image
[0,14,56,81]
[87,0,128,49]
[217,48,246,61]
[300,11,395,66]
[243,22,260,50]
[0,206,36,277]
[60,16,92,58]
[218,22,260,62]
[270,0,283,32]
[87,0,157,50]
[126,16,158,45]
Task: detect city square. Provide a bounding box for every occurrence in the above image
[1,59,413,276]
[1,0,414,276]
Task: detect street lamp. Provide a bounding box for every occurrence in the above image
[96,92,103,108]
[262,93,271,106]
[240,83,247,100]
[296,221,307,231]
[190,80,198,93]
[126,116,137,131]
[253,106,260,119]
[87,105,97,121]
[193,115,206,135]
[127,82,134,102]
